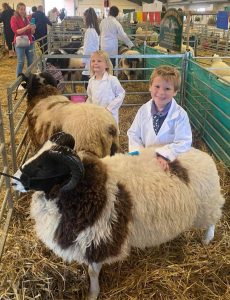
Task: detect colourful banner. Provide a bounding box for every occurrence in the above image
[148,12,161,24]
[136,11,143,22]
[142,12,148,22]
[217,11,229,30]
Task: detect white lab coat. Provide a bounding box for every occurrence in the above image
[127,98,192,161]
[82,28,99,76]
[100,16,134,56]
[86,72,125,124]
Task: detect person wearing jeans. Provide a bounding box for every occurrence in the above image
[10,2,36,78]
[15,43,34,76]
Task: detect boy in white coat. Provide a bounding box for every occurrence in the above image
[86,50,125,125]
[127,65,192,171]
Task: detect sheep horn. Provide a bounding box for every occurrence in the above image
[49,146,84,192]
[50,132,75,149]
[18,73,29,88]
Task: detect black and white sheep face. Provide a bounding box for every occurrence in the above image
[21,72,58,93]
[31,72,58,88]
[12,133,84,194]
[13,149,71,193]
[119,49,143,80]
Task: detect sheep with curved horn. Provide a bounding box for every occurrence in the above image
[12,132,225,300]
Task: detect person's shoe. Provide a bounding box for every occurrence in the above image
[8,50,14,58]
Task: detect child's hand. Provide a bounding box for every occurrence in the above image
[80,63,85,68]
[157,156,169,171]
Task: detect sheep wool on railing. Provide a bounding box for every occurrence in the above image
[12,132,225,300]
[20,72,119,158]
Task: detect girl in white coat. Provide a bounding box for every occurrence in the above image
[81,8,100,89]
[127,65,192,171]
[86,50,125,125]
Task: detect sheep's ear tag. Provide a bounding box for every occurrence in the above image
[128,150,140,156]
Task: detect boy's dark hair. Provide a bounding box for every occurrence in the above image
[32,6,37,13]
[109,6,119,17]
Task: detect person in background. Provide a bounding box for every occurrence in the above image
[10,2,36,78]
[59,8,66,21]
[80,7,100,89]
[86,50,125,125]
[48,7,59,24]
[32,5,52,53]
[32,6,37,12]
[127,65,192,171]
[27,6,37,21]
[100,6,134,66]
[161,6,167,20]
[0,3,15,58]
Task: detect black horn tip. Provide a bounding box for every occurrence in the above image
[50,132,75,149]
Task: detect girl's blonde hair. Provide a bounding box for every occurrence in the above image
[90,50,113,76]
[150,65,181,92]
[15,2,26,17]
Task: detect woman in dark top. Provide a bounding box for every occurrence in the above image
[32,5,52,53]
[0,3,15,57]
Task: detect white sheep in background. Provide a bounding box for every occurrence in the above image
[20,72,119,158]
[153,44,194,56]
[135,27,159,46]
[208,54,230,77]
[221,76,230,84]
[118,46,143,80]
[181,44,195,56]
[12,132,225,300]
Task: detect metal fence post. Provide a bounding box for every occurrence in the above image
[0,102,14,260]
[7,87,17,172]
[180,52,189,107]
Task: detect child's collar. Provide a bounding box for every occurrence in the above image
[151,100,172,116]
[92,71,109,81]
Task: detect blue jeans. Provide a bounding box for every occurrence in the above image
[15,43,34,77]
